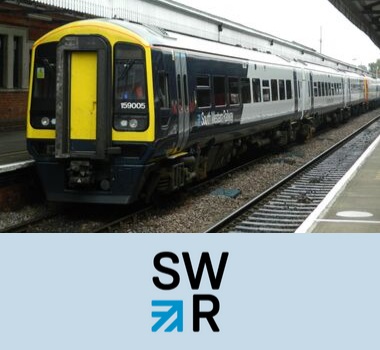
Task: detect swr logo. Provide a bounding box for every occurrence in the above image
[151,252,229,332]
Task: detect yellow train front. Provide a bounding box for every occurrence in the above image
[27,19,172,204]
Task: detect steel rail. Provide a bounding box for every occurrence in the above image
[204,115,380,233]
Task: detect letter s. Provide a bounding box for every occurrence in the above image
[152,252,180,290]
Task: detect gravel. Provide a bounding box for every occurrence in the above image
[0,109,378,233]
[118,110,380,232]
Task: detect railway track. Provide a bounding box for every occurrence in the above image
[205,116,380,233]
[3,115,379,233]
[0,211,60,233]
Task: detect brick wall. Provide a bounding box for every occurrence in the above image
[0,90,27,130]
[0,2,89,129]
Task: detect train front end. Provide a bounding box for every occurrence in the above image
[27,20,156,204]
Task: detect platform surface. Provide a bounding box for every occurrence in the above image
[297,135,380,233]
[0,130,31,165]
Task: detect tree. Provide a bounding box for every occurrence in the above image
[368,59,380,76]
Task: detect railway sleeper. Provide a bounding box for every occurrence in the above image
[257,208,317,215]
[240,221,300,228]
[247,216,305,223]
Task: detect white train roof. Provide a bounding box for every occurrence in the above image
[102,20,370,79]
[109,19,302,67]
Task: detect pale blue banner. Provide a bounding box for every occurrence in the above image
[0,234,379,350]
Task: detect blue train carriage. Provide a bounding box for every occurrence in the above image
[26,19,380,205]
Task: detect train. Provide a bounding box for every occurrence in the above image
[26,18,380,204]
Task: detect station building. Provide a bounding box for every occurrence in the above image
[0,0,366,130]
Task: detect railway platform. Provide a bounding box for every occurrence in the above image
[0,129,32,171]
[297,134,380,233]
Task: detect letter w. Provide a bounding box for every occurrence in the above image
[182,252,229,290]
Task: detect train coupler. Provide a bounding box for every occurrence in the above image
[67,160,95,188]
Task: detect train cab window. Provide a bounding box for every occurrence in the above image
[115,43,147,106]
[262,80,271,102]
[114,43,148,131]
[228,77,240,105]
[279,80,285,100]
[252,78,262,102]
[271,79,278,101]
[286,80,292,99]
[196,75,211,108]
[213,76,226,106]
[30,42,57,129]
[157,72,170,108]
[241,78,251,103]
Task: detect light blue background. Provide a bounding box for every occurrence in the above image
[0,234,379,349]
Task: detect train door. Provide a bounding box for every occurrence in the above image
[55,35,111,159]
[174,52,190,151]
[364,78,369,103]
[293,70,299,115]
[300,68,308,119]
[310,72,314,113]
[344,77,351,107]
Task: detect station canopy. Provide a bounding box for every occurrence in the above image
[329,0,380,49]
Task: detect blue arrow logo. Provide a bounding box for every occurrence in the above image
[151,300,183,332]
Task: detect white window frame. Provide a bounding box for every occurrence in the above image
[0,25,30,90]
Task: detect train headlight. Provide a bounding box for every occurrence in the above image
[129,119,138,129]
[113,116,148,131]
[41,117,50,127]
[51,118,56,126]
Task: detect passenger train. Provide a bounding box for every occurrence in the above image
[26,19,380,204]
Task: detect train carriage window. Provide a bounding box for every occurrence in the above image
[328,82,331,96]
[157,72,170,108]
[241,78,251,103]
[271,79,278,101]
[183,75,188,106]
[213,76,226,106]
[313,82,318,97]
[279,80,285,100]
[177,75,182,104]
[262,80,271,102]
[252,78,262,102]
[197,76,209,87]
[196,75,211,108]
[286,80,292,99]
[228,77,240,105]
